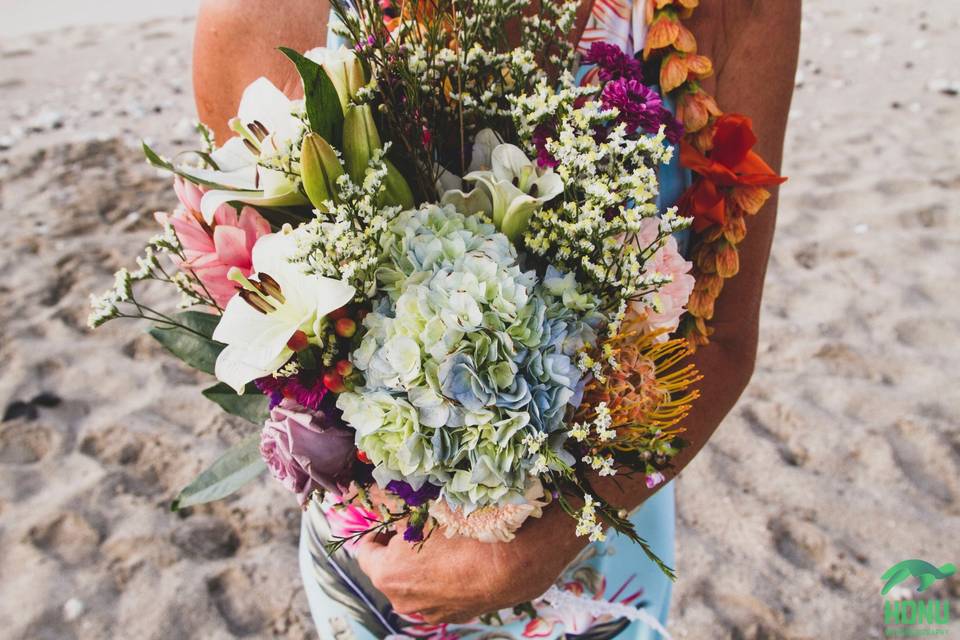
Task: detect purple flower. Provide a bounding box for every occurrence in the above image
[583,42,644,83]
[645,472,666,489]
[254,376,285,408]
[402,524,425,543]
[601,78,666,135]
[663,113,685,144]
[260,399,356,506]
[532,124,559,168]
[386,479,440,507]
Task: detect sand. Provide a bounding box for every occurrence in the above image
[0,1,958,638]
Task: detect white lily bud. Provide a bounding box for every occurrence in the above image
[300,132,345,210]
[305,46,365,111]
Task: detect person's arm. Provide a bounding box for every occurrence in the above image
[356,1,801,624]
[193,0,331,143]
[594,0,801,511]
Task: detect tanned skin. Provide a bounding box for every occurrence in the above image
[193,0,801,623]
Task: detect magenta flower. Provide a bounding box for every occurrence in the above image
[583,42,644,83]
[157,178,271,308]
[255,374,330,411]
[260,400,356,506]
[532,124,559,168]
[601,78,665,134]
[645,472,666,489]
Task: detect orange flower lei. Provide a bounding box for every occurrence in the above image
[644,0,786,348]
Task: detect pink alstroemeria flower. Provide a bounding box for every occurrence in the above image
[323,498,381,553]
[157,177,271,308]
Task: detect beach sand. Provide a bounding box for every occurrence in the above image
[0,1,958,638]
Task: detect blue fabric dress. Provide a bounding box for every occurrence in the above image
[298,7,689,639]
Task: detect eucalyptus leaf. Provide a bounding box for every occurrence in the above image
[148,311,224,375]
[278,47,344,147]
[171,434,266,511]
[203,383,271,425]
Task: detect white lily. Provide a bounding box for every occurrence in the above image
[179,77,310,223]
[442,142,563,242]
[212,228,355,393]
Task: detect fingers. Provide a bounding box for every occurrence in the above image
[354,533,389,583]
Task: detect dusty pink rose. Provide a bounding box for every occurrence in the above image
[631,217,695,339]
[260,399,356,507]
[156,177,270,307]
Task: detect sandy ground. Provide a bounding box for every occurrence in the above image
[0,1,958,638]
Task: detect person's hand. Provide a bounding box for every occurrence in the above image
[355,502,589,624]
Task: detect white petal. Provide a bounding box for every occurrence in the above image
[199,187,306,223]
[212,298,299,391]
[441,188,492,217]
[250,231,355,318]
[533,171,564,201]
[435,165,464,194]
[215,343,290,393]
[177,137,258,190]
[209,137,259,172]
[238,77,301,142]
[500,196,539,242]
[468,129,503,173]
[491,144,533,183]
[313,276,357,317]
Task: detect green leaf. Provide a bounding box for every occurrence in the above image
[148,311,224,375]
[171,434,266,511]
[142,142,255,191]
[251,205,313,230]
[203,383,271,425]
[278,47,344,147]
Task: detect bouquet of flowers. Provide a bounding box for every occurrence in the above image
[90,0,704,584]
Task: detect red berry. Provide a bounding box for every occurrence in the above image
[286,330,309,352]
[335,317,357,338]
[322,370,346,393]
[356,450,370,464]
[335,359,353,376]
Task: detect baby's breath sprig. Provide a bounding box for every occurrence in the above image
[510,75,691,315]
[88,223,220,330]
[292,147,402,299]
[330,0,581,201]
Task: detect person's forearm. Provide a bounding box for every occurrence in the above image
[591,0,801,513]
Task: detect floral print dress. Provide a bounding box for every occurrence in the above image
[299,1,687,638]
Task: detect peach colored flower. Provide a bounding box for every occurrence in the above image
[676,87,721,133]
[630,218,695,340]
[429,480,550,543]
[157,177,271,308]
[660,52,713,93]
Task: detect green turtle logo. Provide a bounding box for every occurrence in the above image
[881,559,956,595]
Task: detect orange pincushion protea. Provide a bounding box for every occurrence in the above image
[575,325,701,452]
